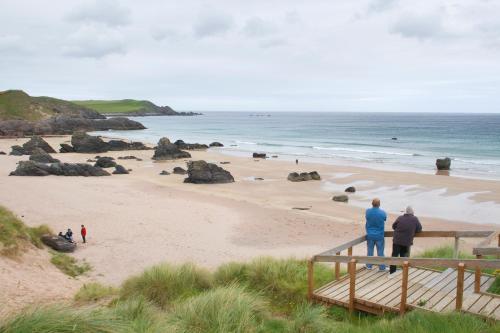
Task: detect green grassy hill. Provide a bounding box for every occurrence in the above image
[0,90,102,121]
[72,99,181,115]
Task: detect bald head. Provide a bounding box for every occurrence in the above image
[372,198,381,208]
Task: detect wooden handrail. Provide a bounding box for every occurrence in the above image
[313,255,500,270]
[318,235,366,257]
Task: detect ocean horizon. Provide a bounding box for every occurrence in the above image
[93,111,500,180]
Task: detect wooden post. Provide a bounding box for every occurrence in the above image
[474,255,483,293]
[335,252,340,280]
[348,247,353,256]
[400,261,409,315]
[348,259,357,314]
[456,263,465,311]
[453,237,460,259]
[307,259,314,301]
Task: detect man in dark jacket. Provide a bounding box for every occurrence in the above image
[390,206,422,274]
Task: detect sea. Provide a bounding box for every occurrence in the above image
[94,112,500,181]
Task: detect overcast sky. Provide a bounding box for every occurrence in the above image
[1,0,500,112]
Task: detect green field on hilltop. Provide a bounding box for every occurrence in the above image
[72,99,159,114]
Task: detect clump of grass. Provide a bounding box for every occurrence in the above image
[0,305,126,333]
[112,296,167,333]
[415,244,474,261]
[74,283,117,303]
[214,257,331,312]
[50,251,91,277]
[0,206,52,256]
[287,303,335,333]
[120,263,212,308]
[167,285,267,333]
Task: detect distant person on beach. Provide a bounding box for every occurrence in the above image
[64,228,73,243]
[296,159,298,165]
[365,198,387,271]
[81,225,87,243]
[389,206,422,274]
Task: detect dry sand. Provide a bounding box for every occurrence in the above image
[0,135,499,313]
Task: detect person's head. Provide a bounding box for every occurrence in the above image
[405,206,414,215]
[81,225,84,228]
[372,198,381,208]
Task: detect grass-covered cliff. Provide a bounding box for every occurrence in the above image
[72,99,199,116]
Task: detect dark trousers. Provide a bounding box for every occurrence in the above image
[390,244,410,274]
[82,235,86,243]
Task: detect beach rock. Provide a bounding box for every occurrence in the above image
[152,137,191,160]
[71,132,108,153]
[160,170,170,175]
[59,143,75,153]
[0,151,5,155]
[272,155,278,158]
[184,160,234,184]
[9,145,26,156]
[113,165,129,174]
[118,156,138,160]
[174,140,208,150]
[254,177,264,181]
[86,159,96,163]
[209,142,224,147]
[9,161,110,177]
[220,161,230,164]
[253,153,266,159]
[94,157,117,168]
[41,235,76,253]
[108,140,151,151]
[29,148,60,163]
[345,186,356,193]
[332,194,349,203]
[287,171,321,182]
[173,166,187,175]
[436,157,451,170]
[22,136,56,154]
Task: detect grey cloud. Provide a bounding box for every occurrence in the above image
[259,37,287,49]
[390,13,443,40]
[0,35,30,55]
[151,28,181,42]
[193,8,233,38]
[66,0,131,27]
[62,25,126,58]
[285,11,301,25]
[242,17,276,38]
[368,0,398,13]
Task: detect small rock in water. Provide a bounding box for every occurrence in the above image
[272,155,278,158]
[253,153,266,159]
[209,142,224,147]
[436,157,451,170]
[391,137,398,140]
[332,194,349,203]
[345,186,356,193]
[159,170,170,175]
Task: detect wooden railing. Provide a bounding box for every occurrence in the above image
[309,230,500,315]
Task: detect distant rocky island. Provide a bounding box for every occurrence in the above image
[72,99,201,117]
[0,90,198,137]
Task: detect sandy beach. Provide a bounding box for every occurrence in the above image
[1,135,499,314]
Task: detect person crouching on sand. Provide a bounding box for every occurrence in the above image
[81,224,87,243]
[365,198,387,271]
[389,206,422,275]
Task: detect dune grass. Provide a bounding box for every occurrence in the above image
[74,283,117,303]
[50,251,91,277]
[120,263,212,308]
[0,206,52,256]
[72,99,155,114]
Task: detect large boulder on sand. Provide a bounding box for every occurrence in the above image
[41,235,76,253]
[152,137,191,160]
[112,165,129,174]
[9,161,110,177]
[9,145,26,156]
[71,132,108,153]
[59,143,75,153]
[184,160,234,184]
[94,156,116,168]
[22,136,56,154]
[174,140,208,150]
[287,171,321,182]
[332,194,349,203]
[436,157,451,170]
[345,186,356,193]
[29,148,60,163]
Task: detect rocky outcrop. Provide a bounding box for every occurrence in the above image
[345,186,356,193]
[22,136,56,154]
[332,195,349,203]
[287,171,321,182]
[9,145,26,156]
[209,142,224,147]
[152,137,191,160]
[59,143,75,153]
[108,140,151,151]
[113,165,129,174]
[29,148,60,163]
[173,167,187,175]
[174,140,208,150]
[0,115,145,137]
[71,132,108,153]
[94,157,116,168]
[10,161,110,176]
[184,160,234,184]
[41,235,76,252]
[436,157,451,170]
[253,153,266,158]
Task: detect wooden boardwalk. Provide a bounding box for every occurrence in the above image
[313,266,500,319]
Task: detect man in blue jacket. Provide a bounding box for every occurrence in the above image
[365,198,387,271]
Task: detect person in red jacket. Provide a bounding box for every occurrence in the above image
[81,225,87,243]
